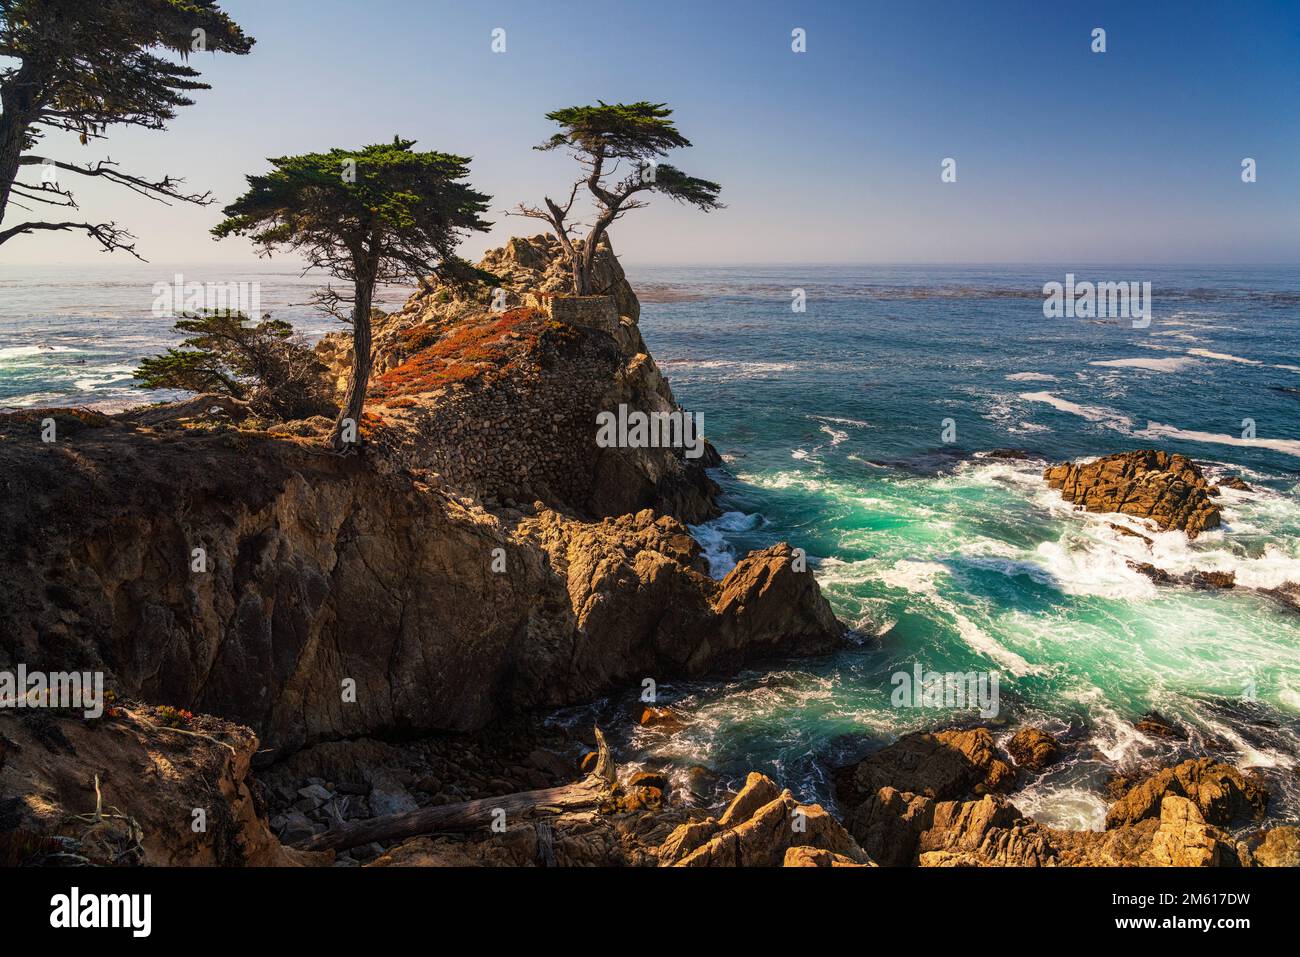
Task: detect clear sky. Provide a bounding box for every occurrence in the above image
[4,0,1299,265]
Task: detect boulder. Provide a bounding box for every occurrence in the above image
[836,728,1017,808]
[1007,727,1061,771]
[1044,450,1221,538]
[1253,826,1300,867]
[783,846,869,867]
[1104,758,1268,830]
[717,772,781,827]
[1150,796,1249,867]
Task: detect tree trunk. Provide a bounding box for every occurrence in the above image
[0,62,40,227]
[333,272,376,451]
[296,726,616,853]
[573,250,588,295]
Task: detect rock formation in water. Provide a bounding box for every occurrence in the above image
[832,726,1291,867]
[1043,449,1221,538]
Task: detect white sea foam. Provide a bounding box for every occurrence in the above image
[689,510,765,578]
[819,425,848,446]
[1088,356,1198,372]
[1018,391,1134,430]
[1006,371,1057,382]
[0,345,78,359]
[1188,348,1262,366]
[1135,421,1300,459]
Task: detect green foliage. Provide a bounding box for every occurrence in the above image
[537,101,692,160]
[1,0,253,147]
[0,1,253,254]
[214,137,492,448]
[212,138,492,288]
[133,309,328,420]
[522,100,722,294]
[537,100,723,212]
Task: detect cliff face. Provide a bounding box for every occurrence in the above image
[317,234,717,522]
[0,238,843,755]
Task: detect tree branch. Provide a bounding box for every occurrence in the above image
[0,220,142,258]
[18,156,214,206]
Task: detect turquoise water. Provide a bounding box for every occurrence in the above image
[591,264,1300,830]
[4,261,1299,829]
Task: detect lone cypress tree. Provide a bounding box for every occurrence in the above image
[213,138,492,450]
[516,101,722,295]
[0,0,253,255]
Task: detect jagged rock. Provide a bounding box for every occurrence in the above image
[717,772,782,828]
[1253,826,1300,866]
[783,846,869,867]
[836,728,1017,808]
[1104,758,1268,829]
[841,786,937,866]
[0,422,841,752]
[1109,522,1154,545]
[852,786,1254,868]
[1260,582,1300,614]
[1044,450,1221,538]
[672,781,873,868]
[1150,796,1249,867]
[1127,561,1236,590]
[658,819,720,864]
[1007,727,1061,771]
[314,234,717,522]
[1217,475,1251,492]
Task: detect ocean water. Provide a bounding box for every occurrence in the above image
[4,260,1299,830]
[579,263,1300,831]
[0,262,414,410]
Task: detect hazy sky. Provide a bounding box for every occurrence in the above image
[4,0,1299,266]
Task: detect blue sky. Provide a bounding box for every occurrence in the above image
[5,0,1299,265]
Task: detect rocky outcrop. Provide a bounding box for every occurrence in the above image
[1044,450,1221,538]
[844,786,1255,868]
[660,772,873,867]
[317,234,717,522]
[0,705,312,866]
[0,420,841,752]
[1104,758,1268,830]
[834,729,1278,867]
[1253,825,1300,866]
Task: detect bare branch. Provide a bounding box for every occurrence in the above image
[0,220,143,258]
[18,156,214,206]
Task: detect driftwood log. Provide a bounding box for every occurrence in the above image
[296,726,617,854]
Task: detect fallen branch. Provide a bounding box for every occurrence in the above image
[297,726,616,854]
